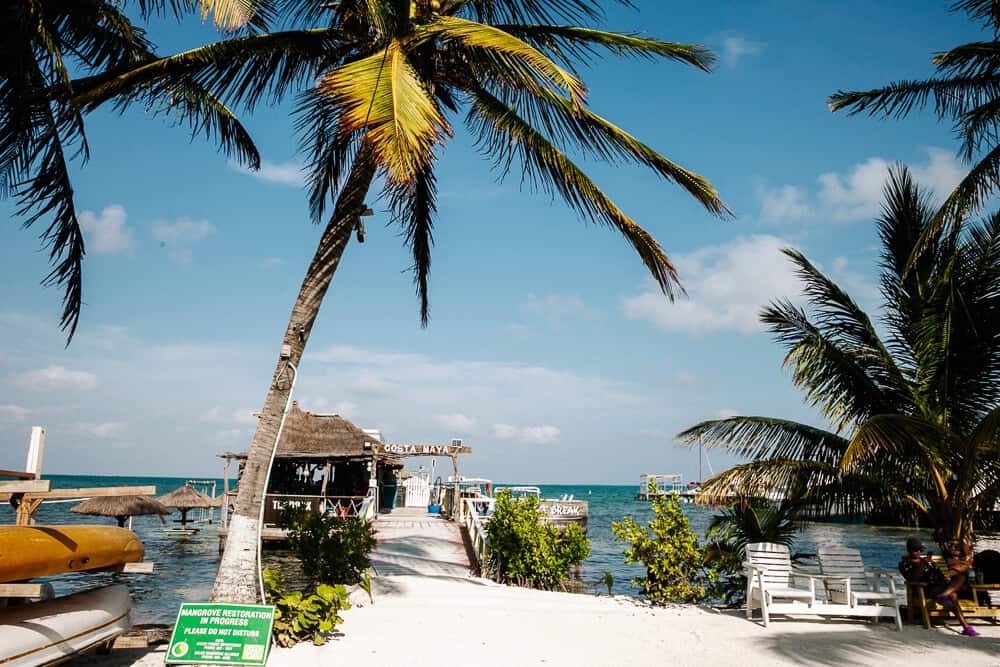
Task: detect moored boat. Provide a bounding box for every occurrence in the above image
[0,526,143,583]
[0,584,131,667]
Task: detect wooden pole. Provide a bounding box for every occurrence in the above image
[451,455,460,521]
[26,427,45,479]
[222,458,230,530]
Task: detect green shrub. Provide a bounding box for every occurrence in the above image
[612,484,716,604]
[262,569,349,647]
[485,490,590,590]
[281,509,377,585]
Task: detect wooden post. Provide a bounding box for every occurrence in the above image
[222,458,230,530]
[26,427,45,479]
[451,455,460,521]
[16,427,47,525]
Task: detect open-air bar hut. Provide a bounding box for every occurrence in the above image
[158,485,215,530]
[218,403,404,530]
[70,495,171,529]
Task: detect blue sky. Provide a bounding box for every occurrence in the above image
[0,1,984,483]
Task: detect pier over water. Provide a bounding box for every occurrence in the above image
[370,507,473,578]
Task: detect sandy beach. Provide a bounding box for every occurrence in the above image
[81,572,1000,667]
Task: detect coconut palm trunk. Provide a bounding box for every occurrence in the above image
[212,144,377,603]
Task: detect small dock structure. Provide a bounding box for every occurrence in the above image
[636,473,699,501]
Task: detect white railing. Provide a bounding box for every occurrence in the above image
[463,498,490,573]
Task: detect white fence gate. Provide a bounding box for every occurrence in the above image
[402,476,430,508]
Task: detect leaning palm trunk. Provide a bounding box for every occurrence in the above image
[212,144,377,603]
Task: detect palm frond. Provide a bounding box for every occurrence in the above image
[784,247,910,403]
[454,0,632,26]
[828,76,1000,121]
[387,161,438,324]
[678,416,848,467]
[71,28,346,113]
[952,0,1000,31]
[496,91,729,216]
[695,459,836,506]
[318,39,449,183]
[842,414,950,472]
[761,300,899,430]
[466,87,680,297]
[494,25,714,70]
[296,89,361,221]
[416,16,586,105]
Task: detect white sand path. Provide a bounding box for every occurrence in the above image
[72,512,1000,666]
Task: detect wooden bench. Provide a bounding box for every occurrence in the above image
[905,556,1000,628]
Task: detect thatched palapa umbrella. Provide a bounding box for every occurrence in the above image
[70,495,171,528]
[158,485,215,529]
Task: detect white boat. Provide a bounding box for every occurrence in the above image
[0,585,131,666]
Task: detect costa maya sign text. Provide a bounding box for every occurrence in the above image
[379,444,469,456]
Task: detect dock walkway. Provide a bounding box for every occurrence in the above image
[370,507,472,578]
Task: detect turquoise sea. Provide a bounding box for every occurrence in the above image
[0,475,969,624]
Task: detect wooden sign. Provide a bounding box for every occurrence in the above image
[379,444,471,456]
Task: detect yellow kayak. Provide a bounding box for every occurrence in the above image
[0,526,143,583]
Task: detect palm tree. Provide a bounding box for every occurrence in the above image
[828,0,1000,253]
[678,165,1000,551]
[75,0,730,602]
[1,0,260,340]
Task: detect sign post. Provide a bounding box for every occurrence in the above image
[165,603,275,666]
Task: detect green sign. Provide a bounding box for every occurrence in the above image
[165,603,275,665]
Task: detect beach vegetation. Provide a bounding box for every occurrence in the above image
[263,568,350,648]
[486,490,590,590]
[679,166,1000,551]
[612,483,716,604]
[281,509,377,586]
[830,0,1000,241]
[68,0,731,603]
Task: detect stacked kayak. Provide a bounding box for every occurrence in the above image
[0,526,142,666]
[0,525,144,582]
[0,585,131,667]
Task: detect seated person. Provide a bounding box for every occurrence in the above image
[899,537,977,637]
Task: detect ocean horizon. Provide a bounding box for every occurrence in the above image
[0,474,969,625]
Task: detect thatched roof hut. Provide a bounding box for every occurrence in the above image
[70,495,171,528]
[275,403,383,460]
[158,485,215,510]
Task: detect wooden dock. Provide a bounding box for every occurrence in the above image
[370,507,472,578]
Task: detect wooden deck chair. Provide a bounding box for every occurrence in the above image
[817,546,902,631]
[745,542,817,627]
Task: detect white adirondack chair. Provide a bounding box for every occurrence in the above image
[817,546,903,631]
[745,542,819,626]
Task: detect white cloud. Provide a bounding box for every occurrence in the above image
[722,36,764,66]
[623,235,802,334]
[151,217,215,264]
[75,421,126,438]
[435,413,478,434]
[80,204,134,254]
[151,218,215,244]
[259,257,285,269]
[492,423,560,444]
[229,160,304,187]
[757,184,810,224]
[0,404,31,423]
[14,366,98,391]
[764,148,965,224]
[525,294,585,322]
